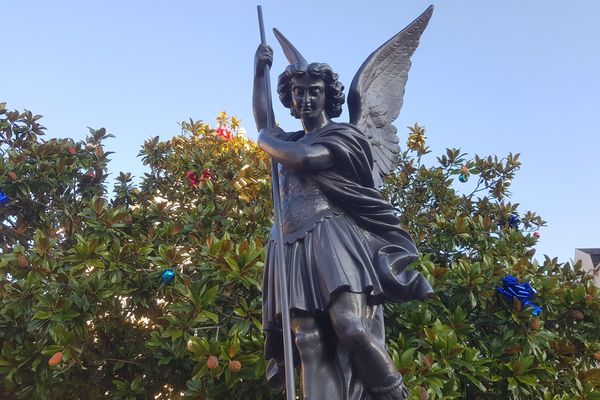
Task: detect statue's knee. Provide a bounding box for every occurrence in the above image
[295,329,322,360]
[335,320,370,349]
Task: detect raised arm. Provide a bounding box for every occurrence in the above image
[253,44,275,132]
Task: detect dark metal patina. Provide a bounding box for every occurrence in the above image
[253,6,435,399]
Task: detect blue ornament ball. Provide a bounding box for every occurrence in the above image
[0,190,9,206]
[508,214,520,229]
[458,174,468,183]
[161,268,176,284]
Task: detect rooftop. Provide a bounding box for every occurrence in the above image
[576,248,600,269]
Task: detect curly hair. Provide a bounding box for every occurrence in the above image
[277,62,345,119]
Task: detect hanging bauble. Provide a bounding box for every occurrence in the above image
[533,231,540,238]
[161,268,176,284]
[0,190,9,206]
[508,214,520,229]
[497,274,542,316]
[187,339,196,353]
[458,174,468,183]
[186,171,199,188]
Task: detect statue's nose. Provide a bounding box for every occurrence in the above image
[303,92,311,104]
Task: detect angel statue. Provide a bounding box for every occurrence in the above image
[252,6,434,400]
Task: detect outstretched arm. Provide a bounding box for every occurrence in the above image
[258,130,333,171]
[253,44,275,131]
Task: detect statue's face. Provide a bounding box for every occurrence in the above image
[290,75,326,119]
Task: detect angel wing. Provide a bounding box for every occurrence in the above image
[348,6,433,187]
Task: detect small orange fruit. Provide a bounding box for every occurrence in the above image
[228,360,241,373]
[7,172,18,181]
[570,309,584,321]
[207,355,218,369]
[17,255,29,268]
[48,351,63,367]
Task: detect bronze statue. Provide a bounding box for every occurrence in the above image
[253,6,434,400]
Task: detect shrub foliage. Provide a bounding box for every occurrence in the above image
[1,104,599,399]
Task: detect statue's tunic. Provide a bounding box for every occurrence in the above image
[262,122,433,369]
[278,159,339,242]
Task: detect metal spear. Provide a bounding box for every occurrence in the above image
[256,5,296,400]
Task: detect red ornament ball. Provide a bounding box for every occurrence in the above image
[533,231,541,238]
[186,171,199,188]
[216,127,232,141]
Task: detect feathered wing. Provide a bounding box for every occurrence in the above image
[348,5,433,187]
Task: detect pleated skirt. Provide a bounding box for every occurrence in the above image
[262,212,385,331]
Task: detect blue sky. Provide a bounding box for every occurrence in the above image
[2,0,599,263]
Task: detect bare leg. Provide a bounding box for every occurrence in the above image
[328,291,408,399]
[292,314,342,400]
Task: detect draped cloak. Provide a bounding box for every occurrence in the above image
[263,122,433,399]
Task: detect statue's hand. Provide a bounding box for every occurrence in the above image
[254,44,273,76]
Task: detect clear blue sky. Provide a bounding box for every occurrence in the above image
[2,0,599,263]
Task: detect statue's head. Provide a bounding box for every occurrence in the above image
[277,63,345,119]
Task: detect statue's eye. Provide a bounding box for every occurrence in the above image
[293,87,303,96]
[310,88,321,96]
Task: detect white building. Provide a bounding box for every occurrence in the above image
[575,248,600,286]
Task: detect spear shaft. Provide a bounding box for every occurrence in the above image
[257,6,296,400]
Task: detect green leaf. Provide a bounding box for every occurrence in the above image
[224,256,239,271]
[41,345,62,356]
[33,310,52,320]
[515,375,538,386]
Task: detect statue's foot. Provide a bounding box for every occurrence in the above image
[369,375,409,400]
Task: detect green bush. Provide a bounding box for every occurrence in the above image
[1,104,599,399]
[384,124,600,399]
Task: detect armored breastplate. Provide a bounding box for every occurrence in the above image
[278,164,336,239]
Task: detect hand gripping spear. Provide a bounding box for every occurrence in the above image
[256,6,296,400]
